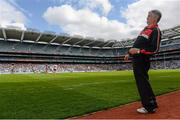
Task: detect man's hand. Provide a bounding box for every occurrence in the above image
[129,48,140,55]
[124,54,129,61]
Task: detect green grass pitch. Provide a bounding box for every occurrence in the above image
[0,69,180,119]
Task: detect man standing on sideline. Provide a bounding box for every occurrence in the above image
[124,10,162,113]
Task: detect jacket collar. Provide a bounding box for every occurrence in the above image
[146,24,158,29]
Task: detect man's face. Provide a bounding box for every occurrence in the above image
[147,12,156,25]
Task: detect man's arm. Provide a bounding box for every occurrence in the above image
[124,47,140,61]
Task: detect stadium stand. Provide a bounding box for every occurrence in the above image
[0,25,180,73]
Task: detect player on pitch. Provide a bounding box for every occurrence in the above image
[124,10,162,113]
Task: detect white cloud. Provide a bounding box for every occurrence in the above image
[122,0,180,30]
[43,0,180,41]
[0,0,27,30]
[87,0,112,15]
[50,0,113,16]
[43,5,133,40]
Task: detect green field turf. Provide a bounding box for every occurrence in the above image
[0,69,180,119]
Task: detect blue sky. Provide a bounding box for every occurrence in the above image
[13,0,136,33]
[0,0,179,40]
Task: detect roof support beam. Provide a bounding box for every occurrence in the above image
[20,31,25,42]
[2,28,7,40]
[96,41,107,47]
[35,33,42,42]
[49,35,58,43]
[79,41,88,46]
[83,40,96,46]
[102,41,112,47]
[73,38,85,46]
[112,41,121,48]
[120,41,124,48]
[172,29,180,34]
[62,37,72,44]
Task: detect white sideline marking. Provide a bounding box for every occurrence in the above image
[63,80,129,90]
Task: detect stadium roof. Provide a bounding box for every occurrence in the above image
[0,25,180,49]
[0,26,116,49]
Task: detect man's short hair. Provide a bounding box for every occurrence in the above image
[150,10,162,23]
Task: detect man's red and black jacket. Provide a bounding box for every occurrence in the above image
[132,24,161,55]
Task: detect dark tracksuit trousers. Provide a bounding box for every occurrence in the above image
[132,54,158,112]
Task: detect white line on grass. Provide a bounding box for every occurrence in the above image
[63,80,130,90]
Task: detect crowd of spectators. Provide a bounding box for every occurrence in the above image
[151,60,180,69]
[0,60,179,74]
[0,63,132,74]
